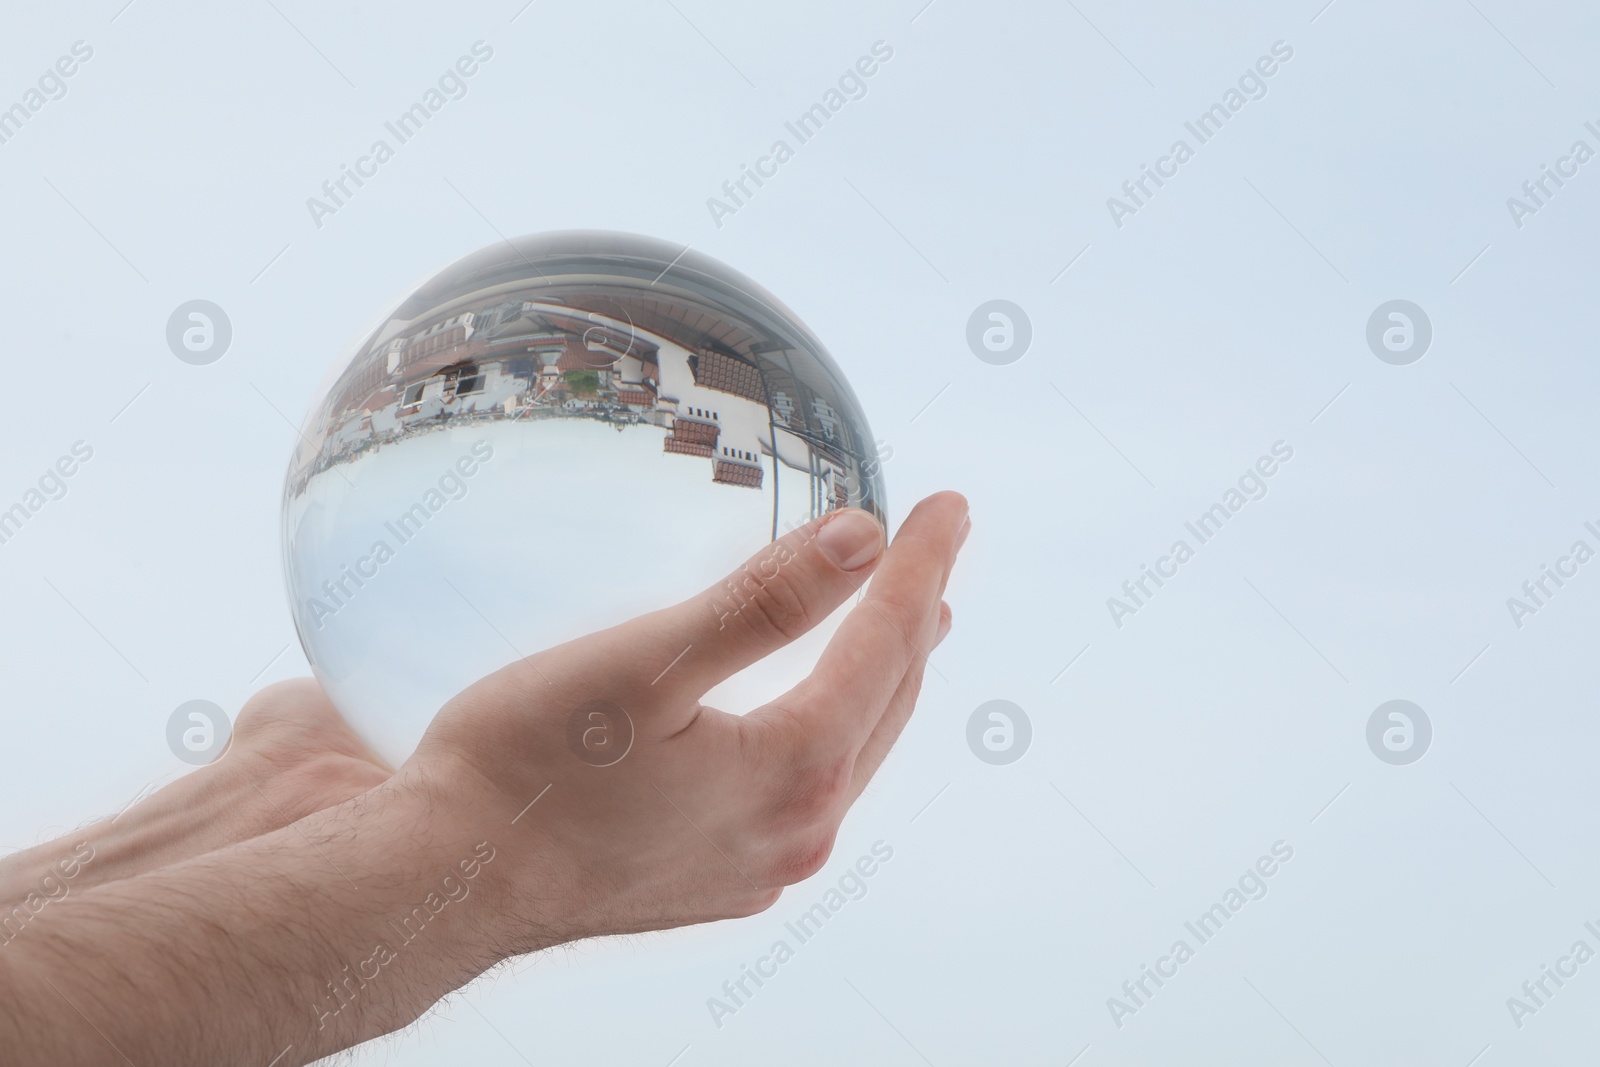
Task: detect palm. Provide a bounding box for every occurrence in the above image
[416,493,966,944]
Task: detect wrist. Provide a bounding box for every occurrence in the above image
[395,745,585,958]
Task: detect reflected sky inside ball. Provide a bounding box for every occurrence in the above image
[282,232,886,765]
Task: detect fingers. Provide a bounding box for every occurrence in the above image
[229,678,394,776]
[620,507,887,703]
[766,491,967,752]
[849,600,950,799]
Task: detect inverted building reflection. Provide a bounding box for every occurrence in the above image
[288,240,885,537]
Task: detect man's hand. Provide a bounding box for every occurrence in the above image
[0,492,967,1066]
[417,491,967,947]
[0,678,390,905]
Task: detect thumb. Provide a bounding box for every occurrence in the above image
[623,507,886,704]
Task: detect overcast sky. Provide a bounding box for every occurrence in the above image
[4,0,1600,1063]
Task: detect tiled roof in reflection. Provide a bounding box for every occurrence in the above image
[713,459,764,489]
[663,416,718,458]
[692,349,764,404]
[669,419,718,446]
[664,437,715,458]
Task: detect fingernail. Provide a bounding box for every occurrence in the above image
[955,515,972,554]
[934,603,953,646]
[817,509,884,571]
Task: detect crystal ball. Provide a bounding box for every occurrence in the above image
[281,232,887,767]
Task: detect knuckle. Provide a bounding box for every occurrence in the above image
[230,679,383,776]
[761,829,838,886]
[718,563,813,644]
[232,679,318,741]
[236,677,312,714]
[770,745,853,824]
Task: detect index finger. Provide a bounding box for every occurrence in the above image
[769,490,967,748]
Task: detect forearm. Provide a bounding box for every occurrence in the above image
[1,768,280,907]
[2,680,392,909]
[0,773,521,1067]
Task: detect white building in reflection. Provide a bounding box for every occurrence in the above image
[291,292,872,521]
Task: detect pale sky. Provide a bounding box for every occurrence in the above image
[3,1,1600,1063]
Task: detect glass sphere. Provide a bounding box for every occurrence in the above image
[281,232,887,766]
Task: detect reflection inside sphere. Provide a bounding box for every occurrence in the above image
[282,232,887,765]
